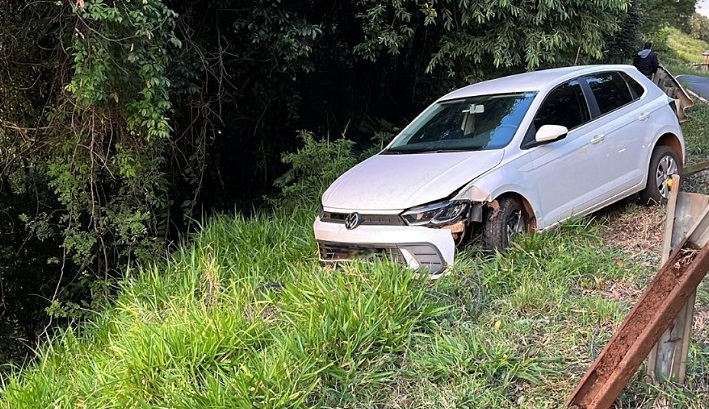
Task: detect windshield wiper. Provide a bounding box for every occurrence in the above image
[435,147,483,153]
[381,149,404,155]
[383,147,483,154]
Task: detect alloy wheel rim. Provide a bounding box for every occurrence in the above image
[506,209,525,240]
[655,156,678,199]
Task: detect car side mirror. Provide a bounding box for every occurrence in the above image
[535,124,569,144]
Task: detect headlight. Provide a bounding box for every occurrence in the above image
[401,200,469,227]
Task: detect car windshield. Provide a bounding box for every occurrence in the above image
[386,92,537,153]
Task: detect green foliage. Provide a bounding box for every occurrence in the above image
[685,13,709,44]
[353,0,628,84]
[598,0,698,66]
[7,196,709,406]
[0,212,445,408]
[622,0,697,60]
[274,130,358,207]
[68,0,177,140]
[602,0,641,63]
[0,0,210,361]
[636,0,696,38]
[352,1,416,60]
[35,0,183,319]
[0,1,73,364]
[679,99,709,161]
[661,26,709,66]
[233,2,322,77]
[410,330,553,384]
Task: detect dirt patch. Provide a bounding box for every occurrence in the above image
[601,204,666,268]
[592,280,642,301]
[580,278,642,305]
[692,308,709,334]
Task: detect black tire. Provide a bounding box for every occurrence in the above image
[639,146,681,205]
[482,197,527,251]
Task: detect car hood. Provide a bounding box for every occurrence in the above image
[322,150,504,211]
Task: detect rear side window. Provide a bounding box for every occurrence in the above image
[533,80,590,131]
[586,72,634,115]
[620,72,645,100]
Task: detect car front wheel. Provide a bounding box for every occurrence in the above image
[639,146,681,205]
[482,197,527,251]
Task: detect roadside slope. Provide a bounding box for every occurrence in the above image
[4,106,709,408]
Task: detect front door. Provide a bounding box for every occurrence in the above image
[525,79,605,228]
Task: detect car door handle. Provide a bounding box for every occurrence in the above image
[591,134,605,144]
[639,112,650,121]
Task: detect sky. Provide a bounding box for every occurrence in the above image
[699,0,709,17]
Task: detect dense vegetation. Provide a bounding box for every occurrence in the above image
[0,0,706,391]
[3,101,709,408]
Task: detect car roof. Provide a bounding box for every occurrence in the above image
[440,65,638,101]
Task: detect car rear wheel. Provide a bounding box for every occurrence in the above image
[639,146,680,205]
[482,197,527,251]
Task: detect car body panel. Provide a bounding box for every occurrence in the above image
[321,150,504,212]
[527,123,610,226]
[441,65,612,100]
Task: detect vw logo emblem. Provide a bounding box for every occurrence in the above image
[344,212,362,230]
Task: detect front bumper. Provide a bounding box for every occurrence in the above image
[313,217,456,274]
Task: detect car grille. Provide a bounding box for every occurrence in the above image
[320,211,406,226]
[318,242,406,264]
[317,241,444,273]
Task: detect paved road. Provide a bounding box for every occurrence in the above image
[676,75,709,100]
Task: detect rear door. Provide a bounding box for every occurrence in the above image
[582,71,655,199]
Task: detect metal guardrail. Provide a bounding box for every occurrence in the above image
[682,160,709,177]
[567,176,709,408]
[567,245,709,408]
[654,66,694,123]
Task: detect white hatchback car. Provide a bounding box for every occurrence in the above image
[314,65,685,274]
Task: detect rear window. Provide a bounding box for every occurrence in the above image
[620,72,645,100]
[586,72,634,115]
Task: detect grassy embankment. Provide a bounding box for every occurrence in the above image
[5,74,709,408]
[661,26,709,76]
[1,216,626,408]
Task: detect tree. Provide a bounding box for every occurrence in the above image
[0,0,203,361]
[686,12,709,43]
[636,0,697,37]
[352,0,628,86]
[0,0,633,362]
[603,1,642,63]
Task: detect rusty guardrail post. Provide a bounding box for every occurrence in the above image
[647,183,709,383]
[567,176,709,408]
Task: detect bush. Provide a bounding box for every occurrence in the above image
[273,130,358,208]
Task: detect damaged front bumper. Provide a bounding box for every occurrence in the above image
[313,217,456,275]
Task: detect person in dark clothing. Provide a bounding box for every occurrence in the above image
[633,42,659,79]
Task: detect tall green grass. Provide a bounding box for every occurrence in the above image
[663,26,709,66]
[4,91,709,408]
[661,26,709,78]
[0,209,673,408]
[0,208,447,408]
